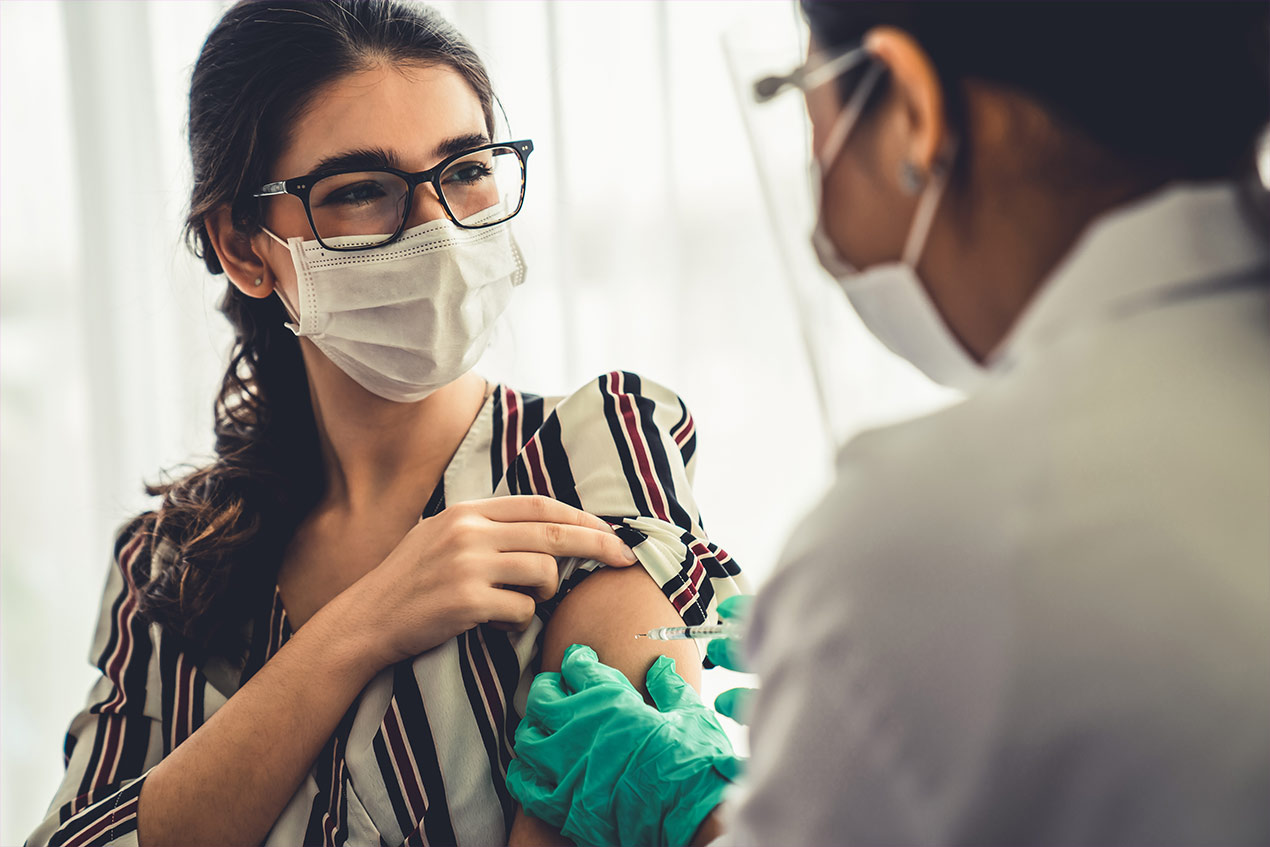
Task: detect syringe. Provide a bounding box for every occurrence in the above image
[635,623,742,641]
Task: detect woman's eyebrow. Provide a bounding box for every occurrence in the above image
[433,132,492,161]
[306,133,491,176]
[308,147,396,175]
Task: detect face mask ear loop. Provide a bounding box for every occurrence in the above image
[817,61,886,173]
[259,224,303,333]
[900,138,958,269]
[275,290,302,335]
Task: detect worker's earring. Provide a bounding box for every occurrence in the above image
[899,160,925,195]
[253,276,263,288]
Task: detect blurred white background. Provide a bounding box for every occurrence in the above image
[0,1,952,840]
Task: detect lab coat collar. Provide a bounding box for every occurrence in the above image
[991,180,1270,369]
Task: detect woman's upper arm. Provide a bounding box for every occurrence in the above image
[525,373,755,690]
[499,373,747,633]
[539,564,701,695]
[508,376,737,844]
[508,564,702,846]
[510,557,710,845]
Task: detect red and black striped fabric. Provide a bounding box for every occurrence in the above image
[28,373,745,847]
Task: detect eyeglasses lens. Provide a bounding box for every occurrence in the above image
[439,146,525,226]
[309,171,410,247]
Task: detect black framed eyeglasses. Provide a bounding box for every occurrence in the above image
[252,139,534,252]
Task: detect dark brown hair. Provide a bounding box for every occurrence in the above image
[801,0,1270,185]
[139,0,496,660]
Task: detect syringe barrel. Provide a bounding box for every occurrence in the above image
[642,623,740,641]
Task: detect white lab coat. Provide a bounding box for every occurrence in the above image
[725,182,1270,846]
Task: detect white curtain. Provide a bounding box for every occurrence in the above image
[0,2,950,838]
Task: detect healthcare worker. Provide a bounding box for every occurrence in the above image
[506,2,1270,845]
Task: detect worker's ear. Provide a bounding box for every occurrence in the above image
[204,205,276,298]
[865,26,951,177]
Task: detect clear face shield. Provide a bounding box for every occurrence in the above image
[721,11,960,449]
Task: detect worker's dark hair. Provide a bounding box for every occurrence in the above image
[139,0,496,661]
[801,1,1269,183]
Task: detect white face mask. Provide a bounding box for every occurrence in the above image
[810,62,986,392]
[264,210,525,403]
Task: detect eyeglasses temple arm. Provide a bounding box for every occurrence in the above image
[752,44,872,103]
[252,181,287,198]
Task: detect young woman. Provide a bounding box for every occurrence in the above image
[27,2,743,845]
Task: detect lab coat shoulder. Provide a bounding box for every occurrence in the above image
[737,278,1270,845]
[949,283,1270,844]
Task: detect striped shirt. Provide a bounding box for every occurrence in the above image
[28,372,746,847]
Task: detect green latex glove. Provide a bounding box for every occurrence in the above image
[508,644,742,847]
[706,594,756,724]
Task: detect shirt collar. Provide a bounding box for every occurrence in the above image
[992,180,1270,368]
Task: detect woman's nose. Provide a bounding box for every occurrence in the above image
[406,184,449,229]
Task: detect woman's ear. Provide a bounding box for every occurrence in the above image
[204,205,275,298]
[865,26,949,178]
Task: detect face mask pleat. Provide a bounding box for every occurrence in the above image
[277,218,525,402]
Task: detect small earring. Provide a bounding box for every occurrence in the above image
[253,276,263,288]
[899,161,925,195]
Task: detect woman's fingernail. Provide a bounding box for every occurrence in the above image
[621,545,638,564]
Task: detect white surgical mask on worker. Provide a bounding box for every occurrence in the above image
[810,60,986,392]
[263,209,525,403]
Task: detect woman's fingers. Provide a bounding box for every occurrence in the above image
[493,553,560,602]
[460,496,638,567]
[475,495,617,536]
[496,521,638,568]
[368,499,636,666]
[483,587,539,631]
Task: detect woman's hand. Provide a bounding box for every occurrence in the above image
[340,495,639,670]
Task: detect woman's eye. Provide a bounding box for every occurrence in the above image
[322,181,389,206]
[444,163,493,185]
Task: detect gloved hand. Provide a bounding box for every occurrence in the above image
[706,594,756,723]
[508,644,742,847]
